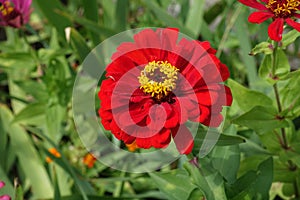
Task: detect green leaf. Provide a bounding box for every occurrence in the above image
[35,0,72,38]
[227,79,273,112]
[194,127,245,151]
[227,157,273,200]
[233,106,289,134]
[0,165,14,196]
[82,0,100,45]
[12,102,46,124]
[273,158,297,182]
[68,28,91,63]
[15,184,24,200]
[212,125,240,184]
[184,160,227,200]
[281,30,300,48]
[0,53,35,70]
[14,80,48,102]
[250,42,273,56]
[149,170,197,200]
[141,0,194,38]
[235,11,258,87]
[0,105,53,199]
[259,48,290,84]
[185,0,205,37]
[115,0,128,31]
[280,70,300,118]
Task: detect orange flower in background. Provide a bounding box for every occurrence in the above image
[126,140,139,152]
[83,153,97,168]
[46,148,61,163]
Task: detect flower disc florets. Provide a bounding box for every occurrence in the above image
[267,0,300,18]
[138,61,179,100]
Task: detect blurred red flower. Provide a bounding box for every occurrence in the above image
[238,0,300,41]
[98,28,232,154]
[0,181,11,200]
[0,0,32,28]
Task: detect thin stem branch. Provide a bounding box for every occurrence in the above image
[294,178,300,199]
[273,84,289,149]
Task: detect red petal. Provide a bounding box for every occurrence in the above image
[268,18,284,41]
[172,125,194,154]
[238,0,267,10]
[248,11,273,24]
[286,18,300,32]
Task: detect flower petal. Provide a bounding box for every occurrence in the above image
[268,18,284,41]
[286,18,300,32]
[248,11,273,24]
[238,0,267,10]
[0,195,11,200]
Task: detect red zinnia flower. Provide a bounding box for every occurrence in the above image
[0,0,32,28]
[98,28,232,155]
[238,0,300,41]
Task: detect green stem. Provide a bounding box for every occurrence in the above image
[273,84,288,149]
[271,42,299,197]
[216,4,242,58]
[113,171,126,197]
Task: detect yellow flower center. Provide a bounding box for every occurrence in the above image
[267,0,300,18]
[0,1,14,16]
[138,60,179,100]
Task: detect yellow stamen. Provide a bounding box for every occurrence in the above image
[138,61,179,100]
[267,0,300,17]
[0,1,14,16]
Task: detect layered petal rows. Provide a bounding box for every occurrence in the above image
[98,28,232,154]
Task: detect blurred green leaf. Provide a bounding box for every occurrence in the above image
[149,170,197,200]
[212,125,240,184]
[185,0,205,37]
[35,0,72,38]
[0,166,14,196]
[15,184,24,200]
[0,105,53,199]
[228,79,273,112]
[141,0,194,38]
[233,106,289,134]
[68,28,91,63]
[82,0,100,45]
[115,0,128,31]
[14,80,48,102]
[235,10,258,87]
[12,102,46,124]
